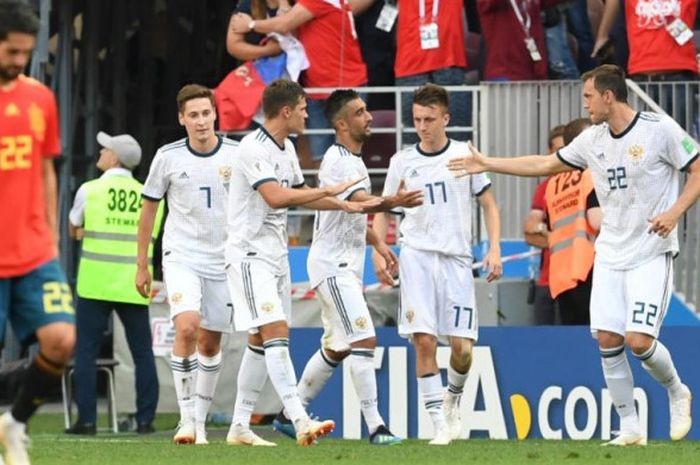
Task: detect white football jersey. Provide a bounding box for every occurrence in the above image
[225,127,305,274]
[558,112,698,270]
[142,136,237,280]
[307,143,371,288]
[382,139,491,257]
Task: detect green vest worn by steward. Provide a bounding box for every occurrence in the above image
[77,174,164,304]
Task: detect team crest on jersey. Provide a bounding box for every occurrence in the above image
[28,102,46,142]
[4,103,19,117]
[219,165,232,183]
[261,302,274,314]
[406,310,415,324]
[355,317,368,330]
[170,293,183,305]
[627,144,644,162]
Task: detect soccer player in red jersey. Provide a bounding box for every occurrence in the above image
[0,2,75,463]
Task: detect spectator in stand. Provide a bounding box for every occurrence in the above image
[478,0,548,80]
[395,0,469,144]
[226,0,291,65]
[542,1,579,79]
[523,124,565,325]
[565,0,597,73]
[230,0,373,163]
[355,1,396,111]
[593,0,699,82]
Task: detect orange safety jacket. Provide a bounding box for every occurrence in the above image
[544,170,597,298]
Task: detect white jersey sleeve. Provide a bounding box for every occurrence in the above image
[557,127,596,170]
[471,172,491,196]
[142,149,169,200]
[382,153,403,213]
[238,138,278,189]
[660,116,699,170]
[288,141,306,188]
[326,155,367,200]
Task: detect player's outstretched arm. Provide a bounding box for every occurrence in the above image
[370,212,396,286]
[648,157,700,238]
[447,142,570,178]
[366,227,398,281]
[257,176,367,209]
[136,199,159,298]
[478,189,503,282]
[343,183,422,214]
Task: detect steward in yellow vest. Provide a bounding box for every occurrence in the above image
[67,131,162,434]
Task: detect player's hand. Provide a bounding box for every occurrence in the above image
[371,250,396,286]
[389,180,423,208]
[135,267,153,299]
[482,247,503,283]
[231,12,253,33]
[343,197,383,213]
[647,210,680,238]
[447,142,487,177]
[324,176,368,197]
[374,242,398,278]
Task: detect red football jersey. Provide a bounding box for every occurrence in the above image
[0,75,61,277]
[297,0,368,95]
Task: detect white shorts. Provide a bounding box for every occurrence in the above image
[590,253,673,338]
[398,247,478,341]
[226,259,291,332]
[316,274,376,352]
[162,261,233,333]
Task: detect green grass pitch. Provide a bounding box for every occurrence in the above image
[20,414,700,465]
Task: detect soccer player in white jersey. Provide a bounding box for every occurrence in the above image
[448,64,700,445]
[136,84,236,445]
[225,79,377,447]
[271,89,423,445]
[372,84,503,445]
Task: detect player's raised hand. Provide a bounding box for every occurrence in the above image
[343,197,383,213]
[482,248,503,283]
[447,141,487,177]
[390,180,423,208]
[135,267,153,298]
[325,176,368,197]
[371,249,396,286]
[647,210,681,238]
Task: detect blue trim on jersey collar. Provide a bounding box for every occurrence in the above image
[334,142,362,157]
[609,112,640,139]
[186,135,222,157]
[260,126,286,151]
[416,139,451,157]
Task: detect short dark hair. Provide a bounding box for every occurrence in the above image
[547,125,566,150]
[581,64,628,103]
[176,84,215,113]
[563,118,591,145]
[324,89,360,126]
[0,0,40,40]
[412,83,449,111]
[262,79,306,118]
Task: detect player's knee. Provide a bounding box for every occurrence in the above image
[625,334,654,355]
[38,324,75,363]
[197,339,220,356]
[412,333,437,356]
[453,349,472,371]
[176,322,199,344]
[597,331,624,349]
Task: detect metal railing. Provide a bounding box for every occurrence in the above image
[224,81,699,311]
